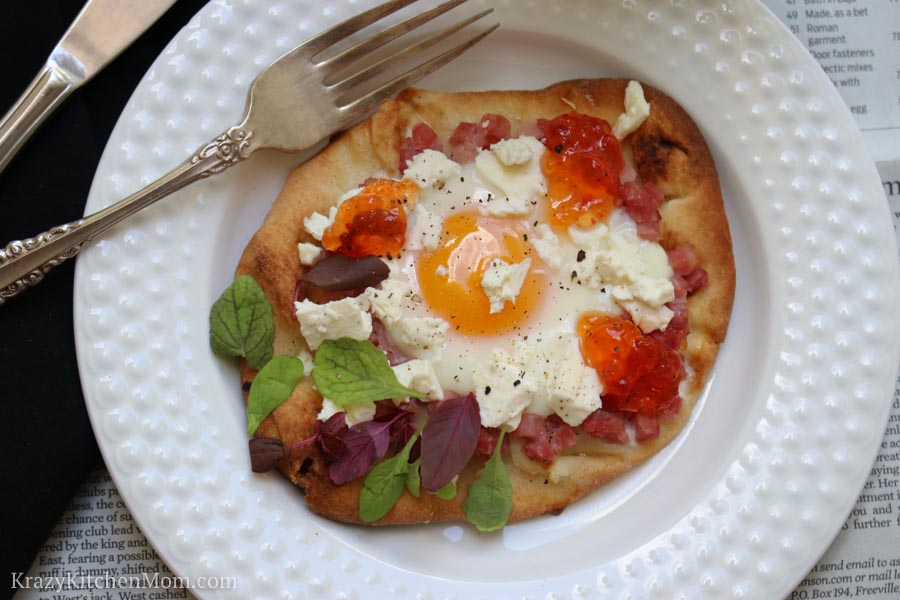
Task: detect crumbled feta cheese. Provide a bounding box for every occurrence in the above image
[318,398,376,426]
[365,276,448,360]
[481,258,532,314]
[389,317,448,360]
[474,136,546,216]
[490,138,534,166]
[404,149,462,189]
[473,349,534,429]
[406,204,443,251]
[530,224,565,271]
[294,296,372,350]
[618,299,675,333]
[472,333,603,429]
[297,242,322,266]
[303,206,337,241]
[295,347,315,372]
[569,214,675,333]
[613,80,651,140]
[545,335,603,426]
[365,278,412,326]
[392,359,444,401]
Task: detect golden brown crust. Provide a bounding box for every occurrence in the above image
[235,78,734,526]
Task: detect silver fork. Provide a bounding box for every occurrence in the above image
[0,0,496,304]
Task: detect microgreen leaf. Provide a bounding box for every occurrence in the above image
[312,338,425,405]
[420,393,480,492]
[431,480,457,500]
[246,356,305,435]
[248,438,285,473]
[359,429,421,523]
[209,275,275,370]
[463,430,512,532]
[328,428,378,485]
[406,459,421,498]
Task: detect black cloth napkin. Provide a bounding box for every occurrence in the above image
[0,0,208,585]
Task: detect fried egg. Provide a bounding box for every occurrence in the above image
[391,142,619,395]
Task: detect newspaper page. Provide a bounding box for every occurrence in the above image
[762,0,900,160]
[11,3,900,599]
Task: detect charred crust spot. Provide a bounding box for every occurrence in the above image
[633,132,689,185]
[241,380,252,392]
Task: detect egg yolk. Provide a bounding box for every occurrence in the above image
[541,113,625,230]
[322,178,418,258]
[417,212,544,335]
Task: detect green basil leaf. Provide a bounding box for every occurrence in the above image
[246,356,305,435]
[405,459,421,498]
[312,338,425,405]
[463,430,512,532]
[431,480,456,501]
[209,275,275,370]
[359,431,419,522]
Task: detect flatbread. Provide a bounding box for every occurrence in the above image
[235,79,735,525]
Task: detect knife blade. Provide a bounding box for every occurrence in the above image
[0,0,178,174]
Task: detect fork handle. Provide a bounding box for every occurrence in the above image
[0,126,255,305]
[0,63,75,175]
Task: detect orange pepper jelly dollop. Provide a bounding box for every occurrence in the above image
[322,179,418,258]
[541,113,625,229]
[578,314,684,416]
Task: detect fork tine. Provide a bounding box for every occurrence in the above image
[338,23,498,122]
[317,0,469,78]
[327,9,492,96]
[302,0,420,57]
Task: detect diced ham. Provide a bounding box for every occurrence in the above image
[667,245,699,276]
[581,409,629,444]
[621,181,664,241]
[449,122,481,164]
[512,414,576,461]
[658,395,682,420]
[480,114,512,146]
[651,300,689,349]
[512,412,545,439]
[633,413,660,441]
[475,428,499,457]
[399,123,442,172]
[667,244,707,297]
[448,114,512,164]
[685,267,708,293]
[549,423,577,454]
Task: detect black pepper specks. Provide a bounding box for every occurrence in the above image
[577,249,586,262]
[484,386,492,395]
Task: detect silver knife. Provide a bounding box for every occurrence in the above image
[0,0,178,174]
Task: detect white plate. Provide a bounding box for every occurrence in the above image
[74,0,900,598]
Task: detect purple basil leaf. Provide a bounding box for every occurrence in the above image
[302,255,389,291]
[318,431,347,463]
[328,428,378,485]
[349,420,394,460]
[249,438,285,473]
[320,412,349,437]
[390,412,417,454]
[420,393,481,491]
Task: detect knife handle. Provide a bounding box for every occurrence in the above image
[0,63,74,175]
